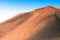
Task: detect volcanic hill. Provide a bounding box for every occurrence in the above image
[0,6,60,40]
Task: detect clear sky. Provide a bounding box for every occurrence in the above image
[0,0,60,23]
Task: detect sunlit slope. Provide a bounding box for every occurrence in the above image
[0,6,60,40]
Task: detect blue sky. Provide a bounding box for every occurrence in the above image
[0,0,60,23]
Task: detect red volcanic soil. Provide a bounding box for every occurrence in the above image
[0,6,60,40]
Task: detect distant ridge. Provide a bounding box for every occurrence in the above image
[0,6,60,40]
